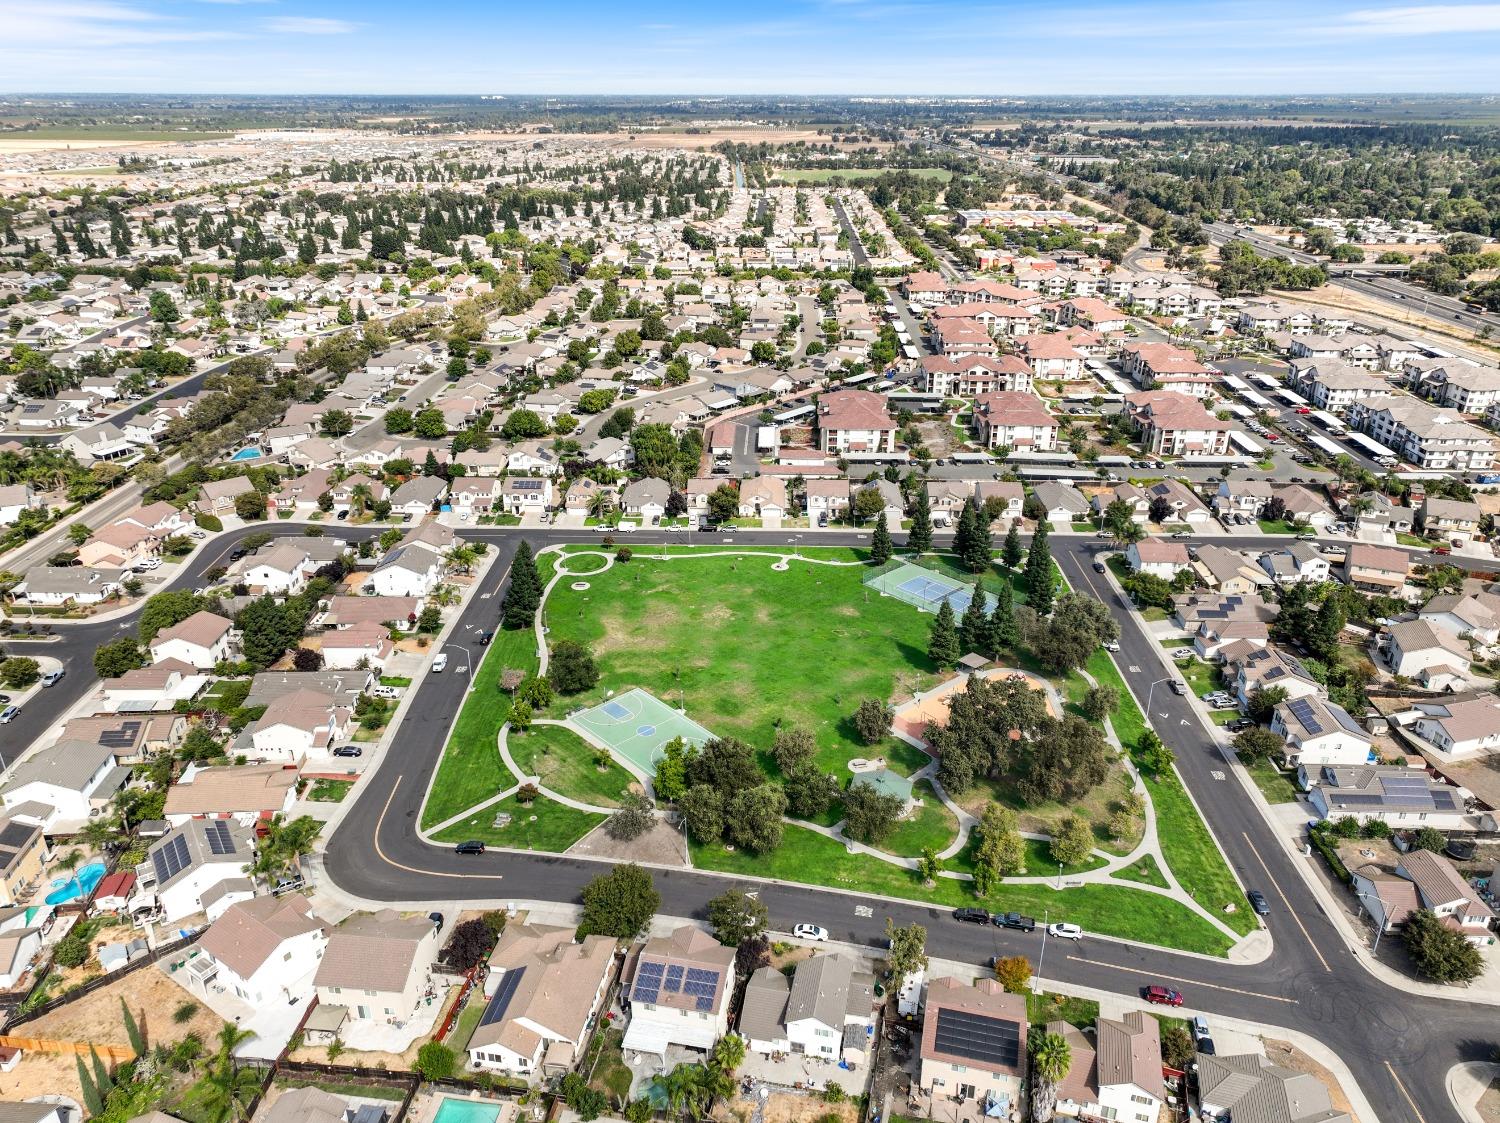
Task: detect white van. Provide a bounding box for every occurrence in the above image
[431,653,448,673]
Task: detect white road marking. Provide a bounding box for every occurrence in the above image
[1211,770,1225,780]
[1129,665,1142,674]
[1241,830,1332,972]
[855,905,873,917]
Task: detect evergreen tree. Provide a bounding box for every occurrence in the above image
[75,1057,101,1117]
[987,578,1017,656]
[90,1046,113,1098]
[958,580,989,655]
[952,496,977,563]
[1002,522,1024,569]
[1024,521,1055,616]
[871,512,893,565]
[929,600,960,670]
[959,498,993,573]
[501,540,542,629]
[121,997,146,1057]
[908,489,933,553]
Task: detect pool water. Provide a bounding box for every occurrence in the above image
[432,1099,503,1123]
[231,446,262,461]
[45,860,106,905]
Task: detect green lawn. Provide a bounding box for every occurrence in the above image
[306,779,353,803]
[1247,759,1300,804]
[1159,638,1193,649]
[689,824,1234,955]
[1085,652,1257,936]
[446,995,486,1052]
[1027,992,1100,1029]
[877,780,959,858]
[421,556,553,828]
[1178,657,1222,698]
[508,724,637,807]
[1111,854,1169,888]
[1257,520,1305,535]
[432,793,604,851]
[544,550,942,774]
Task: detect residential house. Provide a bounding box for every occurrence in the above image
[738,966,792,1055]
[1031,481,1090,525]
[162,762,300,827]
[1384,619,1472,690]
[925,480,973,527]
[1193,545,1271,595]
[465,923,616,1080]
[1343,544,1409,595]
[1052,1012,1164,1123]
[975,481,1025,525]
[804,479,851,521]
[0,741,129,832]
[320,621,395,672]
[1418,497,1482,547]
[621,478,672,523]
[196,476,258,518]
[137,819,258,923]
[622,925,736,1058]
[1271,696,1372,769]
[1141,478,1212,524]
[918,977,1027,1120]
[970,392,1059,452]
[1303,764,1477,831]
[1419,592,1500,646]
[324,596,420,631]
[739,477,789,523]
[501,477,553,517]
[782,955,876,1068]
[0,485,40,527]
[0,925,42,988]
[816,390,897,456]
[1258,543,1332,585]
[248,689,352,762]
[389,477,448,519]
[79,521,159,569]
[0,818,46,907]
[328,474,388,516]
[1228,646,1320,709]
[1091,483,1151,525]
[99,659,210,710]
[314,910,442,1024]
[1125,538,1190,579]
[149,611,235,669]
[1390,850,1495,943]
[185,895,327,1005]
[369,544,445,598]
[1196,1055,1351,1123]
[242,543,315,597]
[12,566,123,607]
[1409,694,1500,760]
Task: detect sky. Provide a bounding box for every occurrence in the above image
[4,0,1500,95]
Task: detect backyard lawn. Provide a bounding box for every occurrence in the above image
[431,793,604,851]
[507,723,637,807]
[544,550,942,774]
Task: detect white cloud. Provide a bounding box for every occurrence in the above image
[3,0,240,45]
[262,14,355,33]
[1342,3,1500,33]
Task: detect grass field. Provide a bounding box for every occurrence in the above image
[1111,854,1170,888]
[773,167,954,184]
[1027,992,1100,1029]
[508,723,637,807]
[421,556,553,828]
[876,780,959,858]
[544,550,941,775]
[689,825,1232,955]
[1247,759,1300,804]
[432,792,604,851]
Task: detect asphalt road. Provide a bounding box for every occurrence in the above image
[14,522,1492,1121]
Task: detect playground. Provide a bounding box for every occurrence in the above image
[573,688,716,775]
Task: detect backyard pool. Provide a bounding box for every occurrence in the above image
[230,446,262,461]
[431,1099,505,1123]
[45,860,106,905]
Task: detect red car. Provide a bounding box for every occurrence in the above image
[1265,433,1279,441]
[1434,545,1452,555]
[1144,985,1184,1007]
[1295,406,1312,414]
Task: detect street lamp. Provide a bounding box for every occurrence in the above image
[1144,676,1174,716]
[1056,862,1064,890]
[446,642,475,693]
[1033,908,1050,994]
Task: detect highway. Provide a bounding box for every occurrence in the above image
[13,521,1493,1121]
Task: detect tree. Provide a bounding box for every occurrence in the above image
[1103,498,1140,544]
[1027,593,1119,673]
[413,408,447,440]
[958,498,993,573]
[1050,814,1095,866]
[415,1041,456,1081]
[851,486,884,525]
[784,764,841,819]
[1024,521,1055,615]
[972,804,1026,896]
[842,781,905,844]
[1030,1030,1073,1123]
[1308,596,1346,663]
[1137,730,1175,777]
[852,698,892,745]
[94,637,147,678]
[501,408,548,440]
[929,599,960,669]
[909,489,933,553]
[771,726,817,772]
[579,863,659,938]
[707,889,768,947]
[66,521,92,547]
[606,793,656,841]
[441,918,499,972]
[548,640,600,693]
[653,737,694,802]
[1002,523,1023,569]
[234,490,267,520]
[319,409,354,438]
[986,578,1017,657]
[735,934,770,979]
[1081,684,1119,723]
[149,291,180,324]
[560,1074,608,1122]
[993,955,1032,995]
[725,784,786,854]
[384,407,414,434]
[196,1026,260,1123]
[292,647,324,672]
[711,1033,746,1075]
[884,920,928,982]
[1403,908,1485,983]
[707,484,739,525]
[679,784,725,843]
[871,512,892,565]
[501,540,541,629]
[1234,727,1285,762]
[687,736,761,796]
[1247,685,1289,725]
[958,580,989,655]
[1161,1024,1195,1070]
[1410,826,1447,853]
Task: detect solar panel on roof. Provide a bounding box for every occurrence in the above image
[97,721,142,748]
[1288,697,1324,735]
[637,961,664,980]
[151,833,191,884]
[633,981,660,1003]
[695,995,714,1012]
[206,821,237,855]
[932,1008,1021,1069]
[479,966,526,1028]
[664,964,683,992]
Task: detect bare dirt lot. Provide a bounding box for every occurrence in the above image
[714,1093,858,1123]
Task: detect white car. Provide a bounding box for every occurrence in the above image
[1102,641,1120,652]
[793,924,829,942]
[1047,922,1083,940]
[431,653,448,673]
[133,558,161,571]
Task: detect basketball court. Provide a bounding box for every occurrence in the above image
[573,688,715,775]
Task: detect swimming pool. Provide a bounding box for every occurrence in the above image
[231,446,262,461]
[431,1099,504,1123]
[45,860,106,906]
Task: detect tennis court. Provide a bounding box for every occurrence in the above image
[864,560,997,616]
[573,688,716,775]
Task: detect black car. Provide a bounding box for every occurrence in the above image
[1092,561,1106,573]
[1247,889,1271,916]
[994,912,1037,932]
[454,840,486,855]
[229,548,247,561]
[953,907,991,924]
[1226,719,1254,733]
[479,630,495,646]
[332,745,363,758]
[1197,1036,1217,1056]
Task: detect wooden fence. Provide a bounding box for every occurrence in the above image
[4,931,201,1031]
[0,1034,135,1062]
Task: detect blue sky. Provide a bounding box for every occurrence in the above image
[4,0,1500,94]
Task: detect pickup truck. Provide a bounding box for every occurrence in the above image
[993,912,1037,932]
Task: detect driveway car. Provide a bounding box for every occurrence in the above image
[332,745,363,758]
[793,924,829,941]
[40,669,65,687]
[0,705,18,724]
[1047,922,1083,940]
[1170,680,1187,695]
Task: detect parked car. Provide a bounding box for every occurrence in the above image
[1433,545,1452,555]
[1169,680,1187,695]
[1093,561,1107,573]
[1247,889,1271,916]
[994,912,1037,932]
[40,669,65,687]
[1227,719,1255,733]
[793,923,829,941]
[332,745,363,758]
[953,907,992,924]
[431,653,448,672]
[454,840,486,855]
[1144,985,1184,1007]
[0,705,18,724]
[371,684,402,699]
[1047,922,1083,940]
[337,509,349,520]
[1103,641,1120,652]
[479,630,495,646]
[133,558,161,572]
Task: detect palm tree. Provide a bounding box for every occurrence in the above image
[588,490,614,520]
[655,1065,698,1119]
[197,1025,260,1123]
[350,482,373,518]
[709,1033,746,1075]
[1029,1030,1072,1123]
